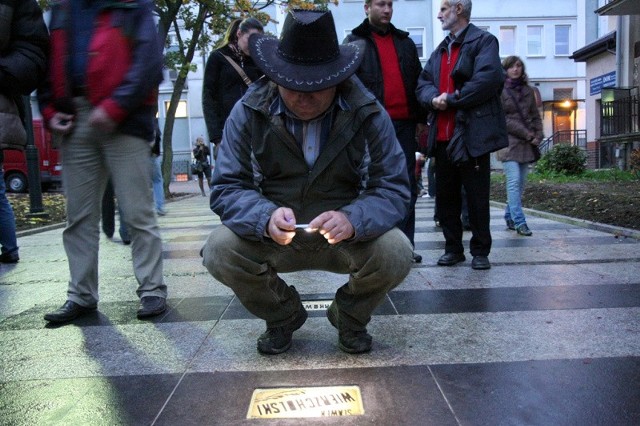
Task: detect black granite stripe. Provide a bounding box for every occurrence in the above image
[414,235,638,251]
[431,357,640,426]
[388,283,640,315]
[414,258,640,267]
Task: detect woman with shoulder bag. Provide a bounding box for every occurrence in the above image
[497,56,543,236]
[202,17,264,161]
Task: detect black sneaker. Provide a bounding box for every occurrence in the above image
[516,223,532,236]
[505,219,516,230]
[257,307,308,355]
[327,302,372,354]
[0,251,19,264]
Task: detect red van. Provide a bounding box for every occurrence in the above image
[2,119,62,192]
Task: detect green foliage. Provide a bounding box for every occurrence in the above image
[534,144,587,176]
[528,168,636,184]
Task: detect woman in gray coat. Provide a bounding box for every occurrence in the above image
[497,56,543,236]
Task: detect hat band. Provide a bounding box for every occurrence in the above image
[277,47,340,65]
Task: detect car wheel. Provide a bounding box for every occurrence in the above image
[5,172,27,193]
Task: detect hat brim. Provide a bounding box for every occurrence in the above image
[250,34,364,92]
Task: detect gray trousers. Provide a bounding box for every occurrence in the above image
[202,226,413,330]
[60,98,167,307]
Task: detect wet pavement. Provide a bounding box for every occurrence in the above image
[1,180,639,425]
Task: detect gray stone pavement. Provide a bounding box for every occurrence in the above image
[1,179,639,425]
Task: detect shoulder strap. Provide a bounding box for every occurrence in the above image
[220,53,252,86]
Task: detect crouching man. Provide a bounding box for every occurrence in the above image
[202,9,413,355]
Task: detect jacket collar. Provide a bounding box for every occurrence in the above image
[351,18,409,39]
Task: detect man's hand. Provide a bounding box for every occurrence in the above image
[88,106,117,133]
[48,112,75,135]
[431,92,448,111]
[309,211,354,244]
[267,207,297,245]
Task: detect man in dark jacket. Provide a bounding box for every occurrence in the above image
[0,0,49,264]
[202,9,413,355]
[39,0,168,323]
[345,0,426,262]
[416,0,507,270]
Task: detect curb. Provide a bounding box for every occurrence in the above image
[490,201,640,240]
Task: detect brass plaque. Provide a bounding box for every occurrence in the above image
[302,300,332,311]
[247,386,364,419]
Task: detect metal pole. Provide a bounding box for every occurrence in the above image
[23,95,48,217]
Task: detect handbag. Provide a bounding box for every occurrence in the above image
[190,160,203,174]
[0,93,27,151]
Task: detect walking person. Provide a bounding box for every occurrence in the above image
[497,55,543,236]
[192,137,211,196]
[202,17,264,161]
[202,9,413,355]
[345,0,426,263]
[0,0,49,264]
[416,0,508,270]
[39,0,168,323]
[151,118,166,215]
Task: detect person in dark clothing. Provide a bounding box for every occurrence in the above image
[416,0,507,270]
[101,179,131,244]
[0,0,49,264]
[202,17,264,160]
[150,118,165,215]
[192,137,211,196]
[344,0,426,263]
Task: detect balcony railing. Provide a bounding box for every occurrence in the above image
[539,130,587,155]
[600,94,640,137]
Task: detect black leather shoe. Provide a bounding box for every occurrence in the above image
[327,302,372,354]
[44,300,97,323]
[437,252,466,266]
[0,251,19,264]
[137,296,167,319]
[471,255,491,270]
[505,219,516,230]
[257,307,308,355]
[412,252,422,263]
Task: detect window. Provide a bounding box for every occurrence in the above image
[164,100,188,118]
[407,27,426,59]
[499,27,515,57]
[555,25,570,56]
[527,25,543,56]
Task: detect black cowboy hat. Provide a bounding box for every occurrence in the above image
[249,9,363,92]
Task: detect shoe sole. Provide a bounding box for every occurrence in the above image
[327,305,371,354]
[257,309,308,355]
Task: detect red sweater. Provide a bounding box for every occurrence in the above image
[435,44,461,142]
[372,32,410,120]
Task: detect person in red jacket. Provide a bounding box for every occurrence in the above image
[39,0,167,323]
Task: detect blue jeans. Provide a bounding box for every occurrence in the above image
[0,165,18,256]
[502,161,530,227]
[151,155,165,212]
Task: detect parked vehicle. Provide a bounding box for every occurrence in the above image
[2,119,61,192]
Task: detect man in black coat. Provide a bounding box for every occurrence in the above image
[416,0,507,270]
[345,0,426,263]
[0,0,49,264]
